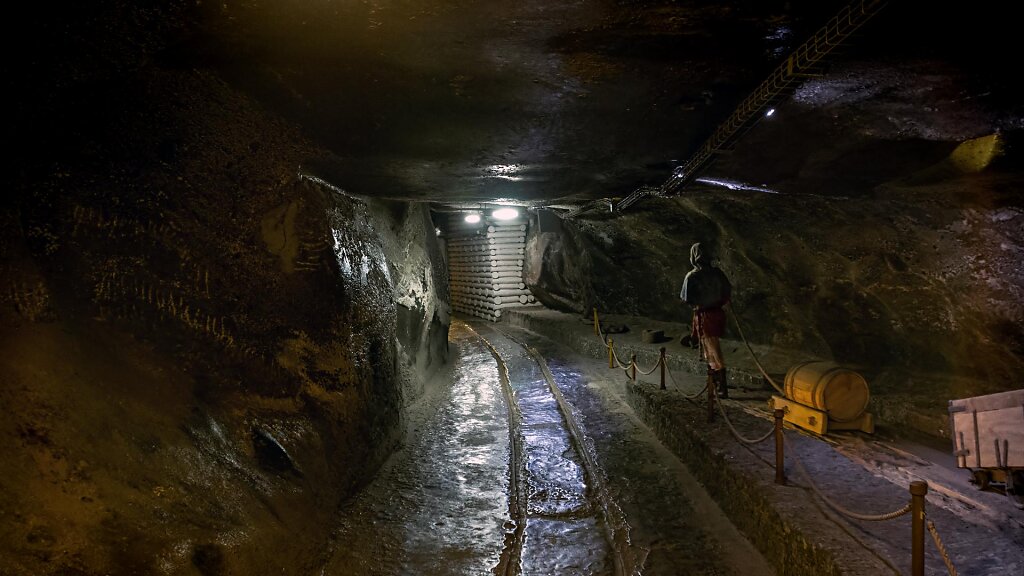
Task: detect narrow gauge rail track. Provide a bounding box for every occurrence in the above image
[476,328,528,576]
[473,323,640,576]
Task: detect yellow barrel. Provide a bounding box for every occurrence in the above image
[783,361,870,422]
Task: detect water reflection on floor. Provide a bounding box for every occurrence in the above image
[323,320,772,576]
[479,325,611,574]
[323,322,510,575]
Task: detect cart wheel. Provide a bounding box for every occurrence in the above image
[972,469,991,490]
[1007,470,1023,495]
[1009,471,1024,510]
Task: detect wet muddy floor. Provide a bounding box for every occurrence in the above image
[323,320,772,574]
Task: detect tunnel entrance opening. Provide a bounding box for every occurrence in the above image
[439,210,540,322]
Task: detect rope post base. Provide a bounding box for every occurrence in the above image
[631,353,637,382]
[608,338,615,369]
[707,370,716,423]
[774,409,786,485]
[911,480,929,576]
[659,347,666,390]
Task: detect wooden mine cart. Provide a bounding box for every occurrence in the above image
[949,389,1024,507]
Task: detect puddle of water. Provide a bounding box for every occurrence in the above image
[521,517,610,575]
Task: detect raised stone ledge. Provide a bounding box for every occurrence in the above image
[625,380,891,576]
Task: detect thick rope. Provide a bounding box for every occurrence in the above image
[595,310,693,391]
[636,356,662,375]
[728,306,786,396]
[598,320,629,374]
[786,434,912,522]
[716,400,775,445]
[666,363,709,399]
[599,321,646,375]
[661,361,683,391]
[927,518,959,576]
[611,346,632,371]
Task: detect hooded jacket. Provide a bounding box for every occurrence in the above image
[680,243,731,309]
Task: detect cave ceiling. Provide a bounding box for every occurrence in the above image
[14,1,1023,208]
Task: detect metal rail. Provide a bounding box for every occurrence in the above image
[474,328,528,576]
[497,327,641,576]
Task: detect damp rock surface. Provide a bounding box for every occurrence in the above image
[323,322,511,574]
[323,319,772,575]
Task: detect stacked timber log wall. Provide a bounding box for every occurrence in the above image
[446,218,539,322]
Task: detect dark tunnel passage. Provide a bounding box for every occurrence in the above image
[3,1,1023,574]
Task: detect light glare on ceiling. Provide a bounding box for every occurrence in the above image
[464,213,481,224]
[492,208,519,220]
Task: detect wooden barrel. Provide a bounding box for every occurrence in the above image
[783,361,870,422]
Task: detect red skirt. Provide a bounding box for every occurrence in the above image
[692,307,726,338]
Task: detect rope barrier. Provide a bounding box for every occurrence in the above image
[599,328,622,365]
[602,328,641,374]
[610,345,631,371]
[728,306,786,396]
[596,307,786,397]
[636,356,662,375]
[927,518,959,576]
[786,434,912,522]
[665,363,708,399]
[716,399,775,445]
[595,308,714,398]
[595,310,667,377]
[595,311,948,574]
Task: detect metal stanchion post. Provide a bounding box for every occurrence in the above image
[774,408,786,485]
[631,353,637,381]
[911,480,928,576]
[659,347,666,390]
[608,338,614,369]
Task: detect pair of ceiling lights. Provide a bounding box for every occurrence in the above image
[464,207,518,223]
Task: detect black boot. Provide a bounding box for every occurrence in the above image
[714,368,729,399]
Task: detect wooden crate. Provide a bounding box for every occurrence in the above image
[949,389,1024,469]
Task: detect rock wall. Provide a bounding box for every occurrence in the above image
[2,10,449,573]
[366,200,451,402]
[524,143,1024,433]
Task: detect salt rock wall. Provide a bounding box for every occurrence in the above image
[2,56,448,576]
[366,200,451,402]
[525,151,1024,432]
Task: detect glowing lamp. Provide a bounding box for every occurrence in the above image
[464,213,481,224]
[492,208,519,220]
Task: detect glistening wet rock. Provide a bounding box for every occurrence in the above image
[252,427,301,476]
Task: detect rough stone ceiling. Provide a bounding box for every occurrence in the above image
[14,1,1023,205]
